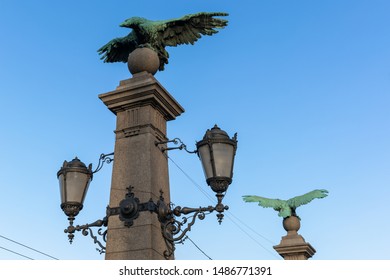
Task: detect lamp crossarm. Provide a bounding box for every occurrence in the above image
[64,217,108,254]
[172,205,215,216]
[64,218,107,235]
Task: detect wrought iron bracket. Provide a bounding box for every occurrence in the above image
[155,138,197,154]
[92,152,114,174]
[64,217,108,254]
[160,201,228,258]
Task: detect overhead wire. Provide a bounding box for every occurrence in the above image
[0,246,34,260]
[222,211,281,259]
[0,234,59,260]
[183,235,213,260]
[168,155,214,201]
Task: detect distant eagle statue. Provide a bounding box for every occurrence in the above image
[98,12,228,71]
[242,189,328,219]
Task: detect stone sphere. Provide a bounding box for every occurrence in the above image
[127,48,160,75]
[283,215,301,233]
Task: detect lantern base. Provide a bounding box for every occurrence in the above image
[207,177,232,193]
[61,202,83,218]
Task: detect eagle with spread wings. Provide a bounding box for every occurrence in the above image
[98,12,228,71]
[242,189,328,219]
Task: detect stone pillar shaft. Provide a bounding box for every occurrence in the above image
[99,72,184,259]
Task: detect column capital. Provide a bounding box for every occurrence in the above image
[99,71,184,121]
[273,235,316,260]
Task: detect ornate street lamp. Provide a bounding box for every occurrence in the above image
[197,125,237,188]
[57,154,113,246]
[196,125,238,223]
[57,158,93,242]
[57,126,237,258]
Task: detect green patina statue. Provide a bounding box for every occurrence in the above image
[98,12,228,71]
[243,189,328,219]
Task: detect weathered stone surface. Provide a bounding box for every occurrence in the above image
[127,48,160,75]
[99,73,184,260]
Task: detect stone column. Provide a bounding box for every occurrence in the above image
[99,49,184,259]
[273,216,316,260]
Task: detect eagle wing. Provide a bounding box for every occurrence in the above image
[243,195,285,209]
[152,12,228,47]
[287,189,329,208]
[243,195,292,218]
[98,32,139,63]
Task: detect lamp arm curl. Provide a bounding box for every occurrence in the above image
[155,138,197,154]
[82,228,107,254]
[160,204,219,244]
[92,152,114,174]
[161,210,209,243]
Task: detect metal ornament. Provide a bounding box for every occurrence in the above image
[92,153,114,174]
[155,138,197,154]
[64,218,108,254]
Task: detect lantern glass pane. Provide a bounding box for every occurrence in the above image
[198,144,213,180]
[65,171,91,204]
[212,143,234,178]
[58,174,66,204]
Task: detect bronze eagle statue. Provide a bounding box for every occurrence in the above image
[98,12,228,71]
[242,189,328,219]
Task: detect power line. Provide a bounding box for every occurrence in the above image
[0,246,34,260]
[225,210,275,245]
[183,235,213,260]
[168,156,214,201]
[0,234,59,260]
[223,212,280,259]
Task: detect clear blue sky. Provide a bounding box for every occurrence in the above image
[0,0,389,260]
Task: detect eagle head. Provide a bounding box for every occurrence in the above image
[120,17,148,28]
